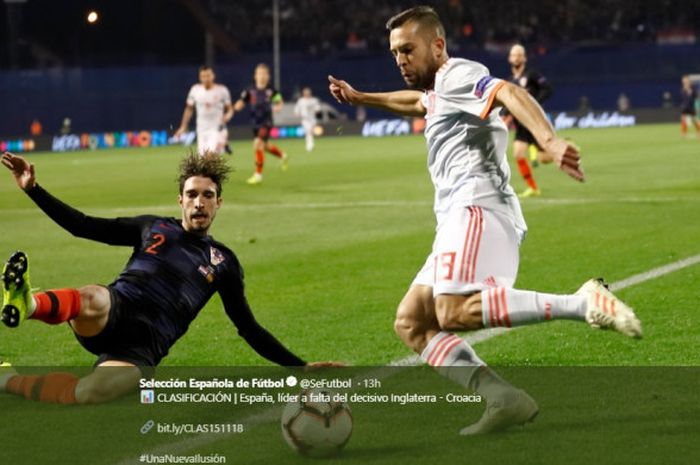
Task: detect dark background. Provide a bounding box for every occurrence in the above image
[1,0,699,135]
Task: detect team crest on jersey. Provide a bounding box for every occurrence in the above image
[475,76,495,98]
[210,247,225,266]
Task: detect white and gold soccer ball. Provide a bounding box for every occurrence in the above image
[281,388,353,457]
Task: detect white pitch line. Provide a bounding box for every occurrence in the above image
[608,254,700,291]
[3,200,434,216]
[3,195,696,216]
[112,252,700,464]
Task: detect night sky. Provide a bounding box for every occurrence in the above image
[0,0,203,68]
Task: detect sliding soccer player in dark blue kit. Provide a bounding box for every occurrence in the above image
[0,151,331,404]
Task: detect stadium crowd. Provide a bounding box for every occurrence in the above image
[3,0,699,70]
[216,0,700,54]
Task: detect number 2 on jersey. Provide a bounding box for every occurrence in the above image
[145,233,166,255]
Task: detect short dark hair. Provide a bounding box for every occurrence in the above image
[199,65,213,72]
[178,151,231,196]
[385,5,445,38]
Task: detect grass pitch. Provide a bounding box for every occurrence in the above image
[0,123,699,464]
[1,123,698,367]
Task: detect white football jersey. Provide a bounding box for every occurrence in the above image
[186,84,232,132]
[294,96,321,124]
[421,58,527,240]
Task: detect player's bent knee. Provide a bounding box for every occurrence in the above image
[70,286,112,337]
[393,303,418,339]
[78,285,111,318]
[394,303,430,353]
[393,286,439,353]
[434,293,483,331]
[434,296,459,329]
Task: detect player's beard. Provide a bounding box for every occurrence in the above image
[189,212,212,234]
[405,58,439,90]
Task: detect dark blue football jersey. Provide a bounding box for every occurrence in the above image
[239,86,281,126]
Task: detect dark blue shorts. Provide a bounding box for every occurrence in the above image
[73,285,164,370]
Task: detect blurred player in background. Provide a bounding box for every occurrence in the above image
[330,6,641,435]
[680,75,700,138]
[504,44,553,198]
[0,151,336,404]
[295,87,321,152]
[175,66,233,156]
[234,63,288,185]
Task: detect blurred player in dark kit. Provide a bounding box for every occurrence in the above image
[234,64,288,184]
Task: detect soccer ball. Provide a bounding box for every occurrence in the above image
[281,388,353,457]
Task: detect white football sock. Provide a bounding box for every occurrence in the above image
[421,331,514,402]
[482,287,586,328]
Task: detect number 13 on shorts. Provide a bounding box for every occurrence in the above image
[435,252,457,281]
[415,206,521,296]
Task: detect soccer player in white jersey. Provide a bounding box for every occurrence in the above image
[329,6,642,435]
[294,87,322,152]
[175,66,234,156]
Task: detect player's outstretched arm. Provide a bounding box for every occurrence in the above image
[2,151,36,191]
[2,151,145,246]
[328,75,425,117]
[221,286,343,368]
[222,103,234,126]
[175,105,194,137]
[220,280,340,367]
[495,83,584,182]
[233,98,246,112]
[221,283,307,366]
